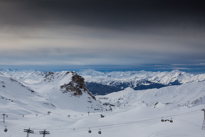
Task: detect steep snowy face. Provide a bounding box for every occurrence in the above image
[78,69,205,95]
[0,74,52,115]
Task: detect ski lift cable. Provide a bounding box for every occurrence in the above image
[0,109,201,133]
[49,111,199,134]
[34,109,201,131]
[1,109,200,132]
[0,122,28,131]
[49,120,159,134]
[5,113,47,119]
[28,110,202,134]
[0,124,22,132]
[0,117,162,133]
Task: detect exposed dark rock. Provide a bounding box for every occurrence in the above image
[60,81,83,95]
[154,102,159,108]
[60,74,86,95]
[60,73,96,100]
[103,102,115,106]
[45,71,54,77]
[9,77,35,93]
[44,71,55,82]
[72,74,87,90]
[87,92,96,100]
[65,71,70,75]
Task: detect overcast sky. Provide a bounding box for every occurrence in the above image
[0,0,205,72]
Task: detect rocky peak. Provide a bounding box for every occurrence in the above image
[60,73,96,100]
[43,71,96,99]
[72,74,86,90]
[44,71,55,82]
[60,74,86,95]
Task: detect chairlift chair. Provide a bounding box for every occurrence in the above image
[98,129,101,134]
[88,128,91,133]
[170,118,173,123]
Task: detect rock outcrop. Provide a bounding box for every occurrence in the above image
[60,74,86,95]
[44,71,55,82]
[60,72,96,99]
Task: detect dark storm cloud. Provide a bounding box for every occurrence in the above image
[0,0,205,67]
[1,0,204,28]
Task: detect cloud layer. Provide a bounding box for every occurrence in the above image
[0,0,205,67]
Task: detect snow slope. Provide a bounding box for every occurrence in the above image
[26,71,108,111]
[97,81,205,109]
[0,74,50,115]
[0,71,108,123]
[0,70,205,137]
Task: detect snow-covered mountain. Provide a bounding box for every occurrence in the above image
[78,69,205,95]
[0,69,46,84]
[0,69,205,137]
[0,71,113,136]
[1,69,205,95]
[1,69,204,110]
[97,81,205,109]
[0,71,111,114]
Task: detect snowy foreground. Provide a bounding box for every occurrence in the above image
[1,104,205,137]
[0,71,205,137]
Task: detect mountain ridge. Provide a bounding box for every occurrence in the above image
[1,69,205,95]
[79,69,205,94]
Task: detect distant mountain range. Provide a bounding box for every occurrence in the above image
[1,69,205,137]
[78,69,205,95]
[1,69,205,95]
